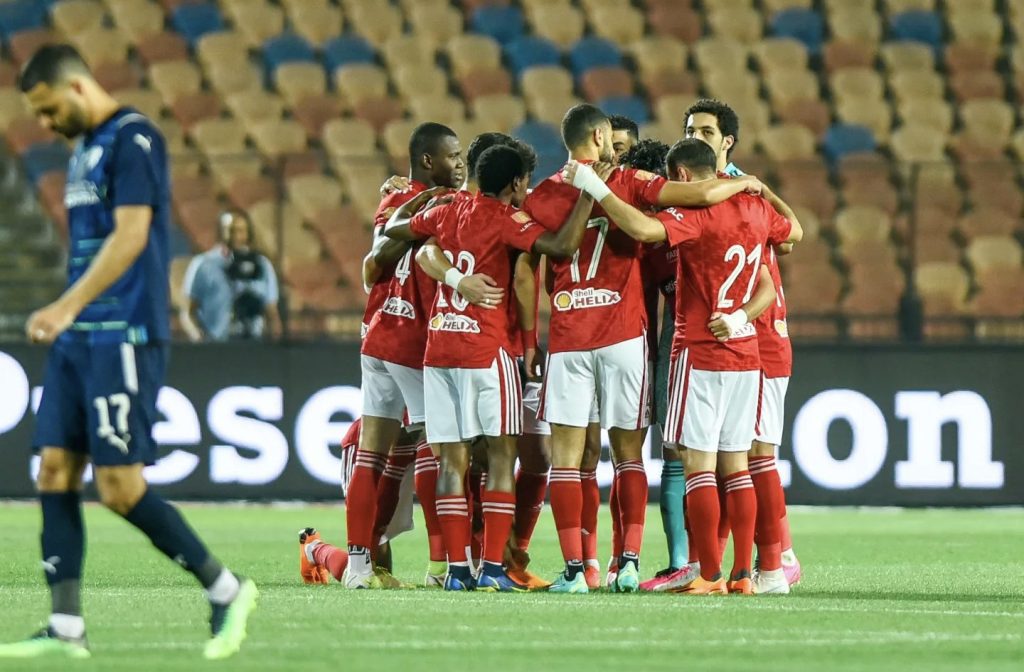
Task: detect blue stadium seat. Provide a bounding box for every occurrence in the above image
[471,6,525,45]
[889,11,943,52]
[0,1,46,41]
[598,96,650,125]
[532,151,565,186]
[569,37,622,78]
[322,35,376,74]
[770,9,824,55]
[822,124,876,164]
[22,142,70,185]
[170,3,224,47]
[504,37,561,77]
[513,120,562,154]
[263,32,317,80]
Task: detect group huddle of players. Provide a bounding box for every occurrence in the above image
[300,99,805,596]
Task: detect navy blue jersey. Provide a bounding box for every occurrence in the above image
[64,107,170,344]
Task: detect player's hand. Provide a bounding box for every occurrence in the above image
[26,300,77,344]
[524,345,545,381]
[424,195,454,211]
[457,273,505,309]
[708,311,731,342]
[738,175,763,195]
[592,161,615,181]
[379,175,410,196]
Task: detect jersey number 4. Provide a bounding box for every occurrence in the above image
[717,243,762,309]
[569,217,609,283]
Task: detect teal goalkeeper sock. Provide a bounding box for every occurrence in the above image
[660,460,688,569]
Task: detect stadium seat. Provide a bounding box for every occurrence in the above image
[944,43,998,76]
[471,5,525,45]
[274,62,327,108]
[196,31,249,70]
[323,35,377,73]
[828,9,882,47]
[646,3,702,43]
[966,236,1023,274]
[949,71,1005,103]
[654,94,697,127]
[569,37,622,79]
[352,97,404,133]
[8,29,61,66]
[407,94,467,128]
[835,99,892,145]
[770,8,824,54]
[205,60,261,96]
[225,90,285,128]
[915,262,969,315]
[948,12,1003,48]
[520,66,574,103]
[50,0,105,39]
[0,1,46,42]
[912,233,962,265]
[170,3,224,47]
[177,198,221,251]
[148,61,202,105]
[109,0,165,45]
[348,3,403,48]
[589,5,646,47]
[598,96,649,124]
[580,66,633,102]
[764,69,819,107]
[392,64,449,101]
[472,94,526,133]
[22,142,71,185]
[504,37,561,76]
[527,4,585,48]
[889,70,945,103]
[755,38,809,75]
[71,28,131,69]
[512,120,562,156]
[704,69,759,102]
[708,7,763,43]
[335,64,389,106]
[759,124,816,161]
[628,36,688,80]
[958,207,1020,239]
[959,99,1014,148]
[291,94,342,139]
[879,41,934,73]
[834,205,891,245]
[289,2,343,48]
[91,61,139,93]
[445,34,503,78]
[190,118,248,157]
[457,68,513,101]
[263,33,317,83]
[823,40,876,72]
[776,98,831,139]
[896,98,953,134]
[693,37,750,75]
[231,2,284,49]
[117,89,163,121]
[830,67,885,105]
[885,0,937,10]
[890,123,948,163]
[528,92,583,127]
[323,118,377,161]
[382,35,437,71]
[169,92,221,130]
[889,11,943,52]
[822,124,877,163]
[286,173,344,221]
[407,3,463,50]
[135,32,189,66]
[643,70,700,101]
[249,118,308,160]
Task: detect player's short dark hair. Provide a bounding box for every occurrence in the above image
[620,138,670,178]
[477,145,531,195]
[561,103,609,151]
[19,44,91,92]
[408,122,457,163]
[666,139,718,176]
[466,132,515,180]
[608,114,640,142]
[684,98,740,158]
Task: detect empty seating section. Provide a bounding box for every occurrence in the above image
[0,0,1020,339]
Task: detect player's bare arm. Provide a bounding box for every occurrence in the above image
[562,161,669,243]
[414,237,504,310]
[382,186,452,241]
[27,205,151,343]
[530,189,596,258]
[708,265,776,342]
[657,173,762,207]
[760,183,803,249]
[363,226,412,290]
[514,251,543,379]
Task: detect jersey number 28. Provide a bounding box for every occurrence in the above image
[436,250,476,311]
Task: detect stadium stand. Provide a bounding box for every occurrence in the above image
[0,0,1021,342]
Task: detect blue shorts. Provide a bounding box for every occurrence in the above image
[32,338,167,466]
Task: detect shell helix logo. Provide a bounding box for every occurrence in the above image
[429,313,480,333]
[381,297,415,319]
[553,288,622,312]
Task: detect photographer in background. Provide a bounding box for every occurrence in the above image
[180,209,281,342]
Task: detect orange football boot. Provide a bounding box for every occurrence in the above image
[583,565,602,590]
[727,577,753,595]
[505,542,552,590]
[299,528,331,584]
[683,576,728,595]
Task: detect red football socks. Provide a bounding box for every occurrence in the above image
[615,460,648,557]
[481,490,516,565]
[685,470,721,580]
[717,473,730,559]
[609,474,623,560]
[549,467,584,563]
[312,542,349,581]
[436,494,471,565]
[413,442,445,562]
[724,470,757,580]
[371,443,417,546]
[580,468,599,562]
[345,450,387,549]
[513,469,548,551]
[750,456,783,571]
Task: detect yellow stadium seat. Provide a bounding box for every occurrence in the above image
[382,35,437,70]
[51,0,105,39]
[322,118,378,159]
[885,0,936,11]
[830,67,885,105]
[250,119,308,159]
[754,38,808,75]
[70,28,129,68]
[654,94,698,127]
[763,0,812,12]
[274,62,327,108]
[823,0,874,12]
[639,120,681,145]
[959,98,1014,147]
[289,3,343,48]
[471,94,527,134]
[191,118,248,156]
[232,2,285,49]
[117,88,164,121]
[764,68,820,107]
[879,42,934,73]
[528,93,583,127]
[946,0,997,13]
[896,99,953,135]
[948,12,1003,48]
[628,37,688,79]
[890,123,948,163]
[520,66,574,105]
[703,0,754,10]
[703,69,760,102]
[196,32,249,70]
[408,4,463,51]
[829,9,882,45]
[349,3,403,48]
[693,37,751,75]
[835,205,892,245]
[889,70,946,103]
[148,61,201,105]
[335,64,389,107]
[445,34,502,79]
[407,95,466,128]
[758,124,817,161]
[286,174,345,222]
[206,61,262,96]
[707,7,764,43]
[836,98,893,144]
[966,236,1024,273]
[915,261,969,314]
[225,90,285,129]
[579,0,632,11]
[383,119,420,160]
[589,6,646,47]
[108,0,164,45]
[392,64,449,101]
[529,5,585,49]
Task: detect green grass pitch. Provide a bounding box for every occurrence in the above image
[1,503,1021,672]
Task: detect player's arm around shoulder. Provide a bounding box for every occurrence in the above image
[414,237,504,310]
[383,186,453,241]
[759,184,803,245]
[560,161,667,244]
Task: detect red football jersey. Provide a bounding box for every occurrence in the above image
[360,181,428,338]
[412,193,545,368]
[661,194,793,371]
[525,165,667,353]
[755,245,792,378]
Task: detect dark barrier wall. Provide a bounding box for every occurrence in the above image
[0,343,1019,505]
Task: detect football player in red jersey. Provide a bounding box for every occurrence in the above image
[345,123,472,589]
[385,143,598,590]
[684,99,802,591]
[563,138,802,594]
[524,104,760,593]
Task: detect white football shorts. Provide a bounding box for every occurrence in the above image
[360,355,425,424]
[755,374,790,447]
[424,349,522,443]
